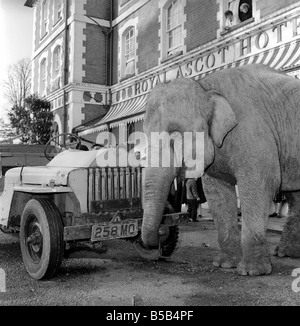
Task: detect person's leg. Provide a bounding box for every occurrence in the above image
[269,202,282,218]
[188,200,198,221]
[197,203,202,217]
[192,201,199,221]
[187,200,193,221]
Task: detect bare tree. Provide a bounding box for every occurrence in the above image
[3,58,32,107]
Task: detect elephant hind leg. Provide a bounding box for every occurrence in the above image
[202,175,242,269]
[275,191,300,258]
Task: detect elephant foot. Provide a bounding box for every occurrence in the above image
[274,242,300,258]
[236,259,272,276]
[213,252,241,269]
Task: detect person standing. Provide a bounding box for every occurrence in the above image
[269,192,287,219]
[186,178,201,222]
[196,178,207,218]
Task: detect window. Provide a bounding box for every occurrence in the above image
[159,0,186,62]
[120,0,131,7]
[40,58,47,94]
[41,0,49,37]
[222,0,253,32]
[53,46,61,77]
[238,0,252,22]
[54,0,63,23]
[51,45,61,91]
[127,122,135,152]
[119,18,138,81]
[166,0,182,56]
[124,28,135,76]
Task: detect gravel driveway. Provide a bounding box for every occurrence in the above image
[0,219,300,306]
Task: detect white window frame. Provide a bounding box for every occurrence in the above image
[159,0,186,62]
[218,0,258,36]
[39,55,48,96]
[51,39,63,91]
[53,0,63,25]
[119,18,138,81]
[119,0,132,9]
[166,0,182,56]
[40,0,49,39]
[124,28,135,76]
[52,45,61,78]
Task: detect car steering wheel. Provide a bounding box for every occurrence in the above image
[91,142,104,150]
[44,133,82,161]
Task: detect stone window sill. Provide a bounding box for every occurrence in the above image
[40,32,48,42]
[53,17,63,28]
[120,73,135,83]
[161,50,183,64]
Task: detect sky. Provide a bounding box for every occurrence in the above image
[0,0,33,122]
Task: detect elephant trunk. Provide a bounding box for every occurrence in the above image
[142,166,176,248]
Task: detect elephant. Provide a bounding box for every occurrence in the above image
[141,63,300,276]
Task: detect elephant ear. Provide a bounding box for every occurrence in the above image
[207,91,238,147]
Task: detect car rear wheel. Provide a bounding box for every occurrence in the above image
[20,199,64,280]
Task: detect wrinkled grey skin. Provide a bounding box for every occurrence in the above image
[142,64,300,276]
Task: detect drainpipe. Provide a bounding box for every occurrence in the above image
[84,14,109,89]
[62,0,69,145]
[108,1,113,105]
[84,4,113,106]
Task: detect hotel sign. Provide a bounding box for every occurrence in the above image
[115,14,300,102]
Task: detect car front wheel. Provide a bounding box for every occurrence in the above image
[20,198,64,280]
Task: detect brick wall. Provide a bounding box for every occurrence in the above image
[137,0,160,73]
[82,23,108,85]
[82,104,109,124]
[257,0,300,18]
[84,0,112,20]
[111,26,120,85]
[117,0,141,16]
[185,0,219,52]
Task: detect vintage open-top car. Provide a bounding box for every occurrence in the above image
[0,133,188,280]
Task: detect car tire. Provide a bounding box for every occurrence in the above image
[159,225,179,259]
[20,198,64,280]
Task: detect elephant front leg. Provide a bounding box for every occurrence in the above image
[202,175,242,269]
[275,192,300,258]
[236,180,273,276]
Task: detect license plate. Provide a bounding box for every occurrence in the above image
[91,220,138,242]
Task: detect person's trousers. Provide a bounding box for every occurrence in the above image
[187,199,198,221]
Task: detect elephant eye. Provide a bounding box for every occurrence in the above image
[167,122,181,134]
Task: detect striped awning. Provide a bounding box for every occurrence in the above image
[78,94,147,136]
[197,39,300,79]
